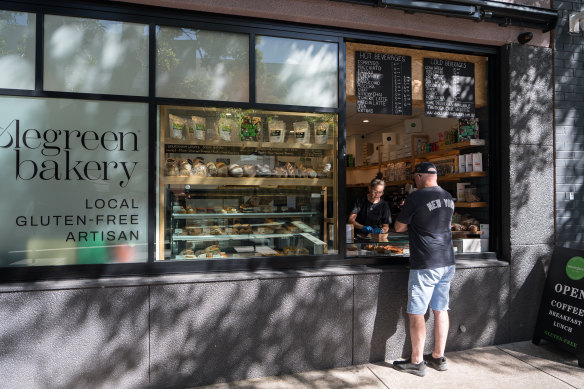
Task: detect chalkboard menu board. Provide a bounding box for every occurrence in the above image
[356,51,412,115]
[533,246,584,368]
[424,58,475,118]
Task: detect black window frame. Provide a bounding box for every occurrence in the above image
[0,0,501,282]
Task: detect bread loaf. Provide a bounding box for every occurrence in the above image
[228,164,243,177]
[216,162,228,176]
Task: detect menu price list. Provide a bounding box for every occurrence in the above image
[424,58,475,119]
[356,51,412,116]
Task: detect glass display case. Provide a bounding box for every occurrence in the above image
[346,233,463,258]
[157,105,337,260]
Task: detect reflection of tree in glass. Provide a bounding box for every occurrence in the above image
[76,19,106,67]
[157,27,248,101]
[255,35,291,103]
[48,17,148,93]
[0,11,33,57]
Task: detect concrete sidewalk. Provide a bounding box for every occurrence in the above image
[195,341,584,389]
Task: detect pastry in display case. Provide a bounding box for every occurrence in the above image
[157,105,338,260]
[345,234,464,257]
[345,234,411,257]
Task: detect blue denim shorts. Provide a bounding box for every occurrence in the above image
[407,265,456,315]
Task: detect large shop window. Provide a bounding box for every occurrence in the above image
[43,15,149,96]
[157,106,337,260]
[0,10,35,90]
[0,97,149,266]
[344,43,490,258]
[156,26,249,102]
[255,35,338,108]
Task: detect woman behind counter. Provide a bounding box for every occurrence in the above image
[348,173,392,239]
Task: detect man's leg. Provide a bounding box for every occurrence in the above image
[409,313,426,364]
[427,265,455,363]
[432,309,449,358]
[392,270,432,376]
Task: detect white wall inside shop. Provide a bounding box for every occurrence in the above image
[347,114,458,169]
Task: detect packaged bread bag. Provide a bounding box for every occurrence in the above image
[189,116,206,140]
[268,120,286,143]
[314,121,329,145]
[218,117,236,141]
[293,121,311,144]
[169,114,186,140]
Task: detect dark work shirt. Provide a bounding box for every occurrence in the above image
[351,196,391,233]
[397,186,455,269]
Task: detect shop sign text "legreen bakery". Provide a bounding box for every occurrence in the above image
[0,120,140,187]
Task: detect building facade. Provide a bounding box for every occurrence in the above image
[0,0,569,387]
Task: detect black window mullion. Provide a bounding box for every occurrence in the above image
[35,11,43,93]
[338,37,347,258]
[148,23,157,263]
[249,32,256,103]
[149,23,156,99]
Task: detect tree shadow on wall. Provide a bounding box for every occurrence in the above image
[0,273,358,389]
[554,7,584,250]
[0,285,150,389]
[149,274,355,388]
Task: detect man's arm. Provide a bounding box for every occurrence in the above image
[394,220,408,232]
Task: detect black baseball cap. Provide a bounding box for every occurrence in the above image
[414,161,437,174]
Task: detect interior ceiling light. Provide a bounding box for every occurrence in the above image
[363,119,370,123]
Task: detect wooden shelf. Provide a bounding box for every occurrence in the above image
[455,202,487,208]
[380,156,413,166]
[381,139,486,167]
[384,171,486,187]
[172,211,317,219]
[414,149,460,160]
[347,164,382,171]
[438,171,487,181]
[413,139,486,159]
[162,139,333,150]
[161,176,334,187]
[173,233,300,242]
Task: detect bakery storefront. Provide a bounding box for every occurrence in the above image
[0,1,557,387]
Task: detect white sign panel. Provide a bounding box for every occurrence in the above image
[0,97,149,266]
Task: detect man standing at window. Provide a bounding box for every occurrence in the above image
[392,162,456,377]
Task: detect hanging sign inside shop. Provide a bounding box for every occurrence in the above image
[533,246,584,368]
[424,58,475,118]
[355,51,412,115]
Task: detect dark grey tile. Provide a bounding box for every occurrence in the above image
[508,244,554,342]
[150,276,353,388]
[353,271,410,364]
[509,145,554,246]
[0,287,149,389]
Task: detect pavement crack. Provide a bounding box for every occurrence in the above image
[495,346,579,389]
[366,365,391,389]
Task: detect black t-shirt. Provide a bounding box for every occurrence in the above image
[351,196,391,233]
[397,186,455,269]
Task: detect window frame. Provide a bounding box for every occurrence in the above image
[0,0,500,282]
